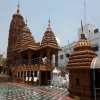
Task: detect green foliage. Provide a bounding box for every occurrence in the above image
[0,54,6,66]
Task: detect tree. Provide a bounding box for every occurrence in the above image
[0,54,7,73]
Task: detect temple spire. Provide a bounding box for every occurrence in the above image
[81,20,83,33]
[48,17,51,27]
[80,20,86,39]
[17,0,20,14]
[47,17,52,31]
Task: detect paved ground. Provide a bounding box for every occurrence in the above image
[0,82,70,100]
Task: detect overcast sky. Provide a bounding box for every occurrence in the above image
[0,0,100,55]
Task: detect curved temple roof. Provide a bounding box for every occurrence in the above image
[41,19,59,49]
[67,21,96,69]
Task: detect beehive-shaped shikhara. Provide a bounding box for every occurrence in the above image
[67,23,96,68]
[41,19,58,49]
[16,22,39,51]
[8,3,38,52]
[7,4,25,51]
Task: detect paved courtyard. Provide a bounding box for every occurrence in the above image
[0,82,71,100]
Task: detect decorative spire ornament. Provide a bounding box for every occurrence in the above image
[17,0,20,14]
[81,20,83,33]
[80,20,86,39]
[48,17,51,28]
[47,17,52,31]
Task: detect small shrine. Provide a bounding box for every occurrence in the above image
[67,21,97,100]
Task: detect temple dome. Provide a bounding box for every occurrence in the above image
[74,33,91,51]
[67,31,96,68]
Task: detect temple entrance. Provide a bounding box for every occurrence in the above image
[40,71,51,85]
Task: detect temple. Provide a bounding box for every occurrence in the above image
[67,21,97,100]
[7,5,59,85]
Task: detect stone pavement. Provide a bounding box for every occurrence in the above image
[0,82,71,100]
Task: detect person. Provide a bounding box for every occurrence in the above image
[42,56,48,64]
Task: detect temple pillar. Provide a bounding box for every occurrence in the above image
[37,71,39,85]
[17,72,18,78]
[29,71,31,77]
[37,71,39,78]
[22,71,24,81]
[52,54,55,67]
[39,72,41,85]
[55,51,58,67]
[33,71,34,77]
[19,72,21,78]
[47,49,51,64]
[23,72,25,82]
[26,71,27,77]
